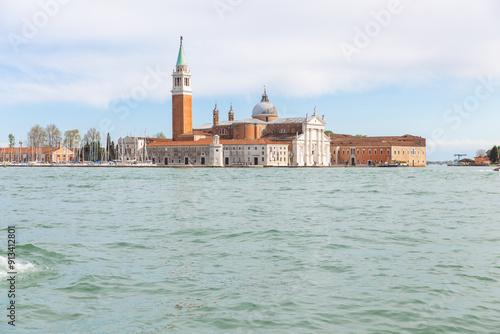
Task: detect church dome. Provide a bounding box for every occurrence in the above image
[252,89,278,117]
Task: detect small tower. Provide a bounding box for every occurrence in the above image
[213,103,219,127]
[262,89,269,103]
[228,104,234,121]
[171,36,193,141]
[209,135,224,167]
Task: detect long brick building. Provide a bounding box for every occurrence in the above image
[330,134,426,167]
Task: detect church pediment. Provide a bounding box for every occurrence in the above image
[306,115,327,126]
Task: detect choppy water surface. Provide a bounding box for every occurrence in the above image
[1,166,500,333]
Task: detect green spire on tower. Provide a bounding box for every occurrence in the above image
[176,36,187,66]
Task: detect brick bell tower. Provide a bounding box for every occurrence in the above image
[172,36,193,141]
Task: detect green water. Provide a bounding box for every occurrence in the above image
[1,166,500,333]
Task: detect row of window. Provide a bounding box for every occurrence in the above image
[336,148,391,155]
[218,128,297,135]
[174,77,190,87]
[335,148,425,156]
[229,157,266,163]
[225,146,266,151]
[152,147,207,152]
[151,146,287,153]
[161,158,204,165]
[264,128,296,134]
[394,149,423,155]
[334,159,424,164]
[228,151,265,156]
[152,150,207,157]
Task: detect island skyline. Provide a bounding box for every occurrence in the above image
[1,1,499,161]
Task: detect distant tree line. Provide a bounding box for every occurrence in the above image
[7,124,117,162]
[7,125,169,161]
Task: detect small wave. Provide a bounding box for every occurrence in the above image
[0,255,36,277]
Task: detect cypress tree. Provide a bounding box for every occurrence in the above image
[489,145,499,163]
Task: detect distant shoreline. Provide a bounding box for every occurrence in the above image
[1,164,414,169]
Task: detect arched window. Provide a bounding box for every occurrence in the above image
[261,129,267,135]
[292,129,295,133]
[280,129,286,134]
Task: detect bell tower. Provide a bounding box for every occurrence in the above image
[213,103,219,127]
[228,104,234,121]
[172,36,193,141]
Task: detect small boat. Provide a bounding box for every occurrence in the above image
[385,160,407,167]
[494,167,499,172]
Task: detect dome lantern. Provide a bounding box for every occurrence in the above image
[252,88,278,122]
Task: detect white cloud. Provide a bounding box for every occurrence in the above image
[0,0,499,107]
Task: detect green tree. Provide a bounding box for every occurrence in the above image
[489,145,499,163]
[83,128,102,161]
[324,130,333,135]
[355,134,367,138]
[27,124,47,147]
[63,129,81,148]
[106,133,116,160]
[8,134,15,148]
[46,124,62,147]
[155,132,166,138]
[110,141,116,160]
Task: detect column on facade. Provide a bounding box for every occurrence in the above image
[320,128,324,165]
[303,125,308,166]
[313,128,316,164]
[309,128,313,165]
[317,128,320,164]
[304,127,308,165]
[305,127,309,166]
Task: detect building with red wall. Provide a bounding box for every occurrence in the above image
[330,134,426,167]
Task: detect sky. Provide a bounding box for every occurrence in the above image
[0,0,499,160]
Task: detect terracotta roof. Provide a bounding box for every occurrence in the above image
[147,138,214,147]
[193,123,213,130]
[232,118,267,125]
[192,130,212,136]
[328,133,355,139]
[0,147,74,154]
[261,133,297,141]
[329,134,425,147]
[269,117,307,124]
[146,137,173,143]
